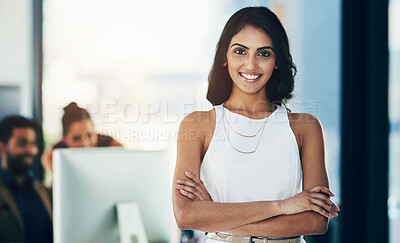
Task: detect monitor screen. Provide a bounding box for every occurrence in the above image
[53,147,174,243]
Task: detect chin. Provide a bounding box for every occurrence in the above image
[240,85,266,95]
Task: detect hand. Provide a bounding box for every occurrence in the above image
[280,185,340,218]
[41,148,54,172]
[175,171,213,201]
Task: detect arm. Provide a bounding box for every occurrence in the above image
[226,113,335,236]
[176,114,339,236]
[109,139,122,147]
[172,112,338,233]
[227,212,328,237]
[173,111,284,232]
[41,147,54,173]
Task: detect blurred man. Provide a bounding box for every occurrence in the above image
[0,116,52,243]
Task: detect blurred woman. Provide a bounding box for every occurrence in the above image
[41,102,121,186]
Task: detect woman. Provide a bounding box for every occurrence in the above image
[41,102,122,185]
[172,6,339,243]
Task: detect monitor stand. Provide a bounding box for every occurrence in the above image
[116,202,149,243]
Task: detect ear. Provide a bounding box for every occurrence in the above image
[0,141,5,152]
[0,141,6,167]
[274,60,279,69]
[223,62,227,67]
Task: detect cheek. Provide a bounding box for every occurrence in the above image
[64,137,78,147]
[260,60,276,73]
[90,135,97,145]
[227,60,241,78]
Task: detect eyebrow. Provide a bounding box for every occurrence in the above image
[231,43,274,52]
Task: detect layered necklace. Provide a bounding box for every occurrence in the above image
[221,105,273,154]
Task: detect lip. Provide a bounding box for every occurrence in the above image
[239,72,262,83]
[22,156,33,163]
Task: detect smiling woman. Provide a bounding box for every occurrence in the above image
[226,25,277,97]
[172,6,339,243]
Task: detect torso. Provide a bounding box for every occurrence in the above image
[199,104,303,203]
[200,108,304,161]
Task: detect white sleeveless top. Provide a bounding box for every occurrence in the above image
[200,104,305,242]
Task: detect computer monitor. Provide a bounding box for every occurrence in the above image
[53,147,175,243]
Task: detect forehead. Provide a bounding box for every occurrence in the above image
[11,128,37,141]
[230,25,273,47]
[67,119,94,135]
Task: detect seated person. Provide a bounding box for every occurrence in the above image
[41,102,122,184]
[0,115,53,243]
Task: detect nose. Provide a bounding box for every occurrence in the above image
[82,137,92,147]
[26,143,38,157]
[245,56,257,70]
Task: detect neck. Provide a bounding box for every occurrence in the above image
[226,89,275,113]
[13,175,27,185]
[2,167,28,185]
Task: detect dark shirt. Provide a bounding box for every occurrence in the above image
[0,169,53,243]
[53,133,116,149]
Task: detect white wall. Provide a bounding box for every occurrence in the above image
[0,0,33,117]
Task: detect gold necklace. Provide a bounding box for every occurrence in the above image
[222,106,266,138]
[222,106,269,154]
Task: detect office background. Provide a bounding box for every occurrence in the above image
[0,0,398,242]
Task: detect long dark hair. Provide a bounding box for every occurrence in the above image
[207,6,297,106]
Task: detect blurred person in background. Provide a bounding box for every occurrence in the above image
[41,102,122,186]
[0,116,52,243]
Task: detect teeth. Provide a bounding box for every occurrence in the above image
[241,73,261,80]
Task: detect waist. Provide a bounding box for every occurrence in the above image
[206,232,301,243]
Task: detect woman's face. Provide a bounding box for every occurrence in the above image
[226,25,277,96]
[62,119,97,148]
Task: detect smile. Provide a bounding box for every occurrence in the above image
[239,72,262,82]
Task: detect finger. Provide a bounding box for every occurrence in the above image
[177,179,210,201]
[308,185,332,195]
[184,171,211,199]
[311,193,340,211]
[182,174,211,200]
[310,198,338,217]
[312,185,334,196]
[176,179,207,198]
[310,204,334,218]
[177,178,199,188]
[185,171,208,192]
[176,184,206,201]
[185,171,212,201]
[309,185,335,197]
[179,189,199,201]
[175,182,206,200]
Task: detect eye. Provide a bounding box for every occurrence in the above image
[17,138,28,147]
[234,49,246,55]
[258,51,271,57]
[73,136,81,142]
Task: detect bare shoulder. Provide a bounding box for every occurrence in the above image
[178,109,216,158]
[288,113,324,152]
[288,113,323,134]
[179,109,215,131]
[181,109,215,127]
